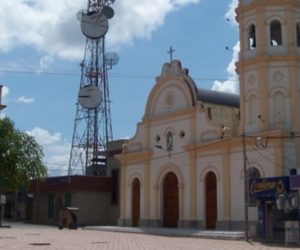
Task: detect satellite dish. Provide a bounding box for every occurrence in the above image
[81,12,109,39]
[76,9,87,21]
[102,6,114,19]
[105,52,119,67]
[104,0,116,5]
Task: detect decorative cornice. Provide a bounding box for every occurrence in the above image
[114,150,153,164]
[156,60,189,81]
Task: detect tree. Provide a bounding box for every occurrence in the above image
[0,117,48,192]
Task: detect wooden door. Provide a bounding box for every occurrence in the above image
[205,171,217,229]
[163,172,179,228]
[132,178,140,227]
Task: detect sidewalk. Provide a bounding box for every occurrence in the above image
[83,225,246,240]
[1,222,298,250]
[2,222,245,240]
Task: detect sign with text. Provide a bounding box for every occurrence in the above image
[249,176,290,198]
[285,221,299,245]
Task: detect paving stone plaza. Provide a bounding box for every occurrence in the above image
[0,222,298,250]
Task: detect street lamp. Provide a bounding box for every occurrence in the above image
[255,137,268,147]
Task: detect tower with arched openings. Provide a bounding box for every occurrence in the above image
[236,0,300,136]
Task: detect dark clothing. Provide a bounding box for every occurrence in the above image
[71,212,77,229]
[71,212,77,222]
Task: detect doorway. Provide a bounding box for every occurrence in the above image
[205,171,217,229]
[265,202,274,239]
[132,178,140,227]
[163,172,179,228]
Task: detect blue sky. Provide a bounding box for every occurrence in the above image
[0,0,239,176]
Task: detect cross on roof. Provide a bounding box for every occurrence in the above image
[167,46,175,63]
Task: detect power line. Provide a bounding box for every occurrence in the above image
[44,134,300,174]
[0,66,237,82]
[245,136,300,175]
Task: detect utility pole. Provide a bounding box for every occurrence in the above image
[242,133,249,241]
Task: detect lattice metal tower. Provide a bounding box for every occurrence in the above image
[68,0,116,176]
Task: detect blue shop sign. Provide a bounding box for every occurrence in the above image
[290,175,300,190]
[249,176,290,198]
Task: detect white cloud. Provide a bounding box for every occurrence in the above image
[225,0,238,24]
[212,0,239,94]
[0,0,200,61]
[40,56,54,69]
[2,87,35,107]
[0,0,86,60]
[37,55,54,74]
[212,41,240,94]
[108,0,200,49]
[27,127,60,145]
[27,127,70,176]
[1,86,9,99]
[45,145,70,176]
[172,0,199,4]
[17,96,35,104]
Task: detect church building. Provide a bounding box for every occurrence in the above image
[115,0,300,239]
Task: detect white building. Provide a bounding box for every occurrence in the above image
[115,0,300,239]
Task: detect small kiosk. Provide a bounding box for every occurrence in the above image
[249,176,299,241]
[289,174,300,245]
[59,207,79,230]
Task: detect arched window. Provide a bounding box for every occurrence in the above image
[247,167,261,179]
[249,24,256,49]
[296,22,300,47]
[270,20,282,46]
[247,167,260,207]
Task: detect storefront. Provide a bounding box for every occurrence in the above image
[249,176,298,240]
[290,174,300,226]
[290,175,300,191]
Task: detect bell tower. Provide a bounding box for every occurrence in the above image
[235,0,300,135]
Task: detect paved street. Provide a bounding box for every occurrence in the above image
[0,222,298,250]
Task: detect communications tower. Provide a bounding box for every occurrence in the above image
[68,0,118,176]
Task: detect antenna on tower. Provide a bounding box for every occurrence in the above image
[102,6,114,19]
[105,52,119,69]
[76,9,87,21]
[69,0,116,176]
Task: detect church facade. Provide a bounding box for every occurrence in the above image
[115,0,300,235]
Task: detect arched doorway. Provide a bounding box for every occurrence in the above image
[132,178,140,227]
[163,172,179,228]
[205,171,217,229]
